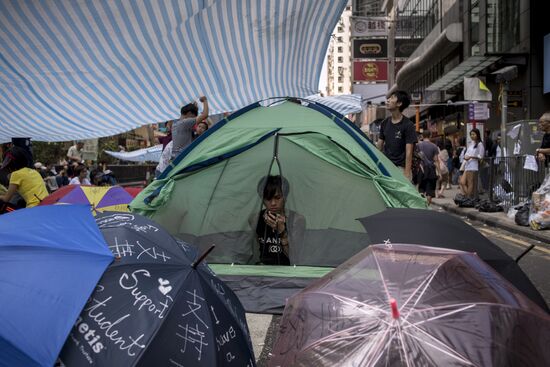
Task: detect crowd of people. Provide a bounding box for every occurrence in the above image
[0,140,115,212]
[0,95,212,213]
[373,90,550,205]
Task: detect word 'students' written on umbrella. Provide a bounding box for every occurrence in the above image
[58,212,256,367]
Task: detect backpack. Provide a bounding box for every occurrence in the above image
[414,143,437,180]
[412,144,423,178]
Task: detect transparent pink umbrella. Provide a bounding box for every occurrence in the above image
[269,244,550,367]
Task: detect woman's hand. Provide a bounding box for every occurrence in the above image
[464,155,471,160]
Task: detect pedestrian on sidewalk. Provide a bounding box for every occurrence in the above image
[376,91,417,181]
[417,130,440,205]
[460,128,484,199]
[436,139,450,196]
[536,112,550,174]
[452,138,465,185]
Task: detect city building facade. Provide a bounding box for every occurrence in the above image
[386,0,550,140]
[327,4,353,95]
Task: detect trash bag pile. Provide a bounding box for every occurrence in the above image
[454,194,503,213]
[477,199,504,213]
[454,193,478,208]
[529,174,550,230]
[515,202,531,226]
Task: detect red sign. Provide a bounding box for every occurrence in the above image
[353,61,388,82]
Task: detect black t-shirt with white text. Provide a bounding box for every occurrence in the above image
[256,209,290,265]
[379,116,417,167]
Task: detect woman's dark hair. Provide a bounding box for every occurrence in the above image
[74,165,87,177]
[1,146,28,172]
[470,128,482,148]
[257,175,290,200]
[180,103,199,117]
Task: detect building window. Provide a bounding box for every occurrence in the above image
[338,46,343,53]
[338,56,343,63]
[338,76,343,83]
[400,0,440,39]
[338,87,343,93]
[486,0,520,53]
[337,37,343,43]
[337,26,344,33]
[338,67,344,75]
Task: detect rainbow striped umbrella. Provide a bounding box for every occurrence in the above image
[40,185,133,214]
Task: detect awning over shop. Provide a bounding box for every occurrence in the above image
[426,56,500,91]
[0,0,347,142]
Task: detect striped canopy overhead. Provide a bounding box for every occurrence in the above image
[305,94,362,115]
[0,0,347,142]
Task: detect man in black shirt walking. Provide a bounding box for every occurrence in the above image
[376,90,418,180]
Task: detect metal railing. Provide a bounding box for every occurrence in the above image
[486,157,547,210]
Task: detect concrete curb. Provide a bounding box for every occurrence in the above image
[436,202,550,244]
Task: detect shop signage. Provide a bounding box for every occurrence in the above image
[351,16,387,37]
[353,61,388,82]
[468,103,490,120]
[395,39,422,58]
[353,39,387,59]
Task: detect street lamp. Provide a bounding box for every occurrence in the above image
[492,65,518,153]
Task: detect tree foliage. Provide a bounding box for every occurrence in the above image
[32,142,68,165]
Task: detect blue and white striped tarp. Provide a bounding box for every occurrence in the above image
[305,94,362,115]
[0,0,347,142]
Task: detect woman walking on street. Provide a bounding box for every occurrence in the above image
[436,140,450,197]
[459,128,484,198]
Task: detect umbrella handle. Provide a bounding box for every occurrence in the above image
[192,245,216,269]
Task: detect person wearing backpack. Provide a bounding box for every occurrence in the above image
[416,130,440,205]
[376,91,417,181]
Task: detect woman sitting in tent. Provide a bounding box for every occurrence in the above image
[253,175,305,265]
[0,146,48,208]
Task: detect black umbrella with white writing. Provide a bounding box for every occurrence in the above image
[58,212,256,367]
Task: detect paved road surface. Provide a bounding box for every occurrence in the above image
[246,210,550,365]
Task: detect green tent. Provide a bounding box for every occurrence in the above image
[131,98,426,312]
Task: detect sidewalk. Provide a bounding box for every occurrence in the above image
[431,186,550,244]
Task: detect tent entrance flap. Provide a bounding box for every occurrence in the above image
[145,134,390,267]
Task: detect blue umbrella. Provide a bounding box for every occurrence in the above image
[0,205,114,367]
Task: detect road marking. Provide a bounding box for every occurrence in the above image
[478,227,550,256]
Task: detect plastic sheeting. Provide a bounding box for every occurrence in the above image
[105,144,163,162]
